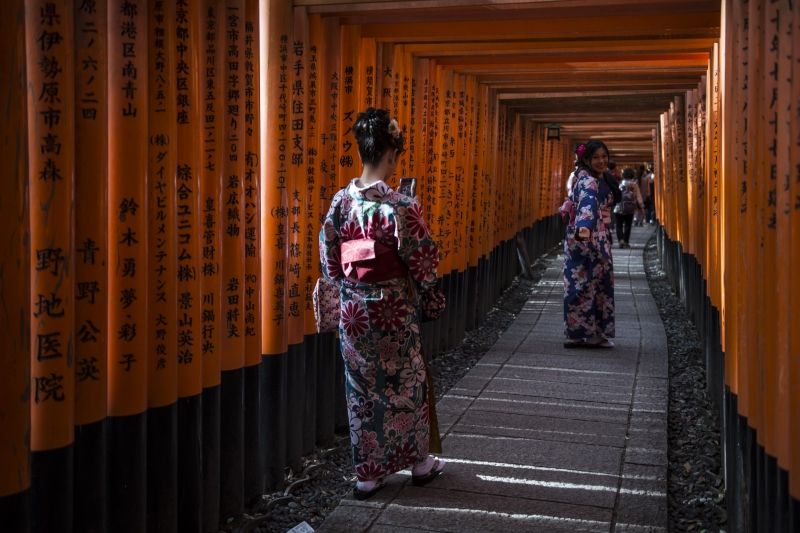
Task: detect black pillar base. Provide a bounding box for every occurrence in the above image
[148,403,178,533]
[262,353,288,490]
[75,419,106,533]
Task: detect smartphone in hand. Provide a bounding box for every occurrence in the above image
[398,177,417,198]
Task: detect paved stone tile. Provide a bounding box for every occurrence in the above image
[484,376,633,405]
[469,394,630,425]
[500,353,637,373]
[496,363,635,389]
[442,432,623,474]
[450,409,627,447]
[316,504,382,532]
[369,525,449,533]
[418,457,619,508]
[378,487,612,533]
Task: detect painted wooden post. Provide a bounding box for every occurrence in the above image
[788,0,800,505]
[301,11,322,454]
[146,0,178,530]
[199,1,224,526]
[107,0,148,530]
[219,0,246,518]
[285,7,308,471]
[73,0,108,530]
[0,1,30,529]
[243,0,264,503]
[261,0,290,489]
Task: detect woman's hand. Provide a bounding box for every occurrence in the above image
[577,227,590,240]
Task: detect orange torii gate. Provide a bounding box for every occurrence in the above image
[1,1,798,532]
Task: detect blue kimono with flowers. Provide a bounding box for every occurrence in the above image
[319,179,441,482]
[563,169,615,341]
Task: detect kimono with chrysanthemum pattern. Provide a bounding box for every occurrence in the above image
[319,179,440,482]
[563,169,615,341]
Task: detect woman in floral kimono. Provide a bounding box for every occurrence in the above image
[319,108,446,499]
[563,140,616,348]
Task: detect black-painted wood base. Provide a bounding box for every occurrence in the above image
[262,353,288,490]
[178,395,202,531]
[74,419,106,533]
[147,403,177,533]
[202,385,221,531]
[0,488,30,533]
[286,343,305,473]
[108,414,146,533]
[315,333,337,447]
[244,363,264,506]
[303,335,318,454]
[220,368,244,520]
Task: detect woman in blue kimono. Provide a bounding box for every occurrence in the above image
[319,108,446,500]
[563,140,615,348]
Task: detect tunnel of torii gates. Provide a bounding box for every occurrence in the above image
[0,0,798,531]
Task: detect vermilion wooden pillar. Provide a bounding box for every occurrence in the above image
[26,1,76,531]
[146,1,179,531]
[243,0,264,504]
[107,1,148,531]
[73,1,108,531]
[199,1,224,528]
[220,0,246,519]
[0,0,30,530]
[260,0,290,490]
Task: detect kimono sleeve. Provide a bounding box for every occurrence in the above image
[575,176,600,232]
[319,194,344,281]
[397,198,439,290]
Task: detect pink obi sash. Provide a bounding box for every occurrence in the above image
[340,238,408,283]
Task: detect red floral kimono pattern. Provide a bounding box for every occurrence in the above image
[563,169,615,341]
[319,179,440,481]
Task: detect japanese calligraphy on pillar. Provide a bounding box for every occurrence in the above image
[269,33,289,334]
[438,81,454,263]
[408,71,417,176]
[175,0,202,395]
[201,0,221,386]
[244,2,261,365]
[739,4,750,216]
[108,0,147,416]
[365,64,374,107]
[426,73,439,214]
[382,57,392,109]
[305,44,319,325]
[75,0,107,424]
[222,0,245,370]
[147,0,177,407]
[261,8,290,355]
[27,0,75,449]
[765,3,779,230]
[324,64,338,204]
[338,26,357,184]
[711,47,721,221]
[288,33,305,339]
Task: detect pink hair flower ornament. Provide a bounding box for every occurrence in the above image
[575,143,586,158]
[388,118,401,139]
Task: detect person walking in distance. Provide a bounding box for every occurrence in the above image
[613,167,643,248]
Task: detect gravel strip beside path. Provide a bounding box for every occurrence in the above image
[643,234,727,532]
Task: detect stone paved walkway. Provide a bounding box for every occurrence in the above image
[319,225,667,533]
